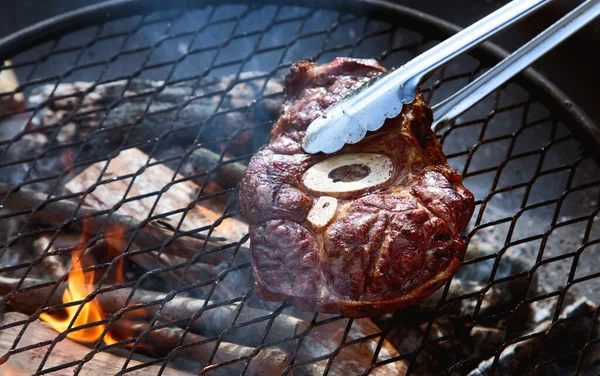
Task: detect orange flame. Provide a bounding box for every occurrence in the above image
[1,366,30,376]
[39,222,126,346]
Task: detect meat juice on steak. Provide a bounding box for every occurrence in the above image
[240,58,475,318]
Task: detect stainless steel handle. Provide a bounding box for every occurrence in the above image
[302,0,552,154]
[394,0,551,100]
[432,0,600,130]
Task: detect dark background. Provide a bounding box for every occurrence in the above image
[1,0,599,124]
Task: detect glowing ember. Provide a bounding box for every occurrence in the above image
[39,222,125,345]
[2,366,29,376]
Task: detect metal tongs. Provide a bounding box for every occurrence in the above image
[303,0,600,154]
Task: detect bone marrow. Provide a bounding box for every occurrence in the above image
[302,153,394,197]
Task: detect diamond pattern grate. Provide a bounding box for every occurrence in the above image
[0,2,599,375]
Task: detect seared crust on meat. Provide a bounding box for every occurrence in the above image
[240,58,474,317]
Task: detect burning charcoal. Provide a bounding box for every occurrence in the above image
[63,148,248,246]
[0,183,227,260]
[525,293,579,331]
[530,298,555,325]
[468,326,505,359]
[537,298,600,373]
[2,73,282,198]
[33,236,69,280]
[295,317,404,376]
[127,250,193,291]
[185,259,254,301]
[467,319,548,376]
[0,215,31,279]
[1,226,83,281]
[460,284,503,317]
[33,146,253,295]
[410,330,462,375]
[55,122,77,144]
[27,74,284,156]
[455,240,538,322]
[0,312,194,375]
[115,320,291,375]
[458,241,536,286]
[104,288,305,349]
[0,276,305,348]
[150,145,247,204]
[468,298,598,376]
[416,279,464,314]
[0,131,52,191]
[56,147,250,292]
[374,311,456,376]
[131,251,254,300]
[180,147,248,190]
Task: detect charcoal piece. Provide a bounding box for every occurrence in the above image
[0,312,193,376]
[27,74,284,156]
[468,298,598,376]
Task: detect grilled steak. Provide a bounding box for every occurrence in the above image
[240,58,474,317]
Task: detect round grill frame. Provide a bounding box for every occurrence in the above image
[0,1,599,375]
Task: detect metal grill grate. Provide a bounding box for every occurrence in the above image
[0,1,599,375]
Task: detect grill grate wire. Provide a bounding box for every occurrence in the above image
[0,2,599,375]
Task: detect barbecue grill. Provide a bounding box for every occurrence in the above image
[1,1,599,375]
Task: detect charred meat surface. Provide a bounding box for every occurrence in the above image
[239,58,475,317]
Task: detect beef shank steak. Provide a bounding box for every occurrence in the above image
[239,58,474,317]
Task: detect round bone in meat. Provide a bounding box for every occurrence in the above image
[302,153,393,196]
[307,196,338,230]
